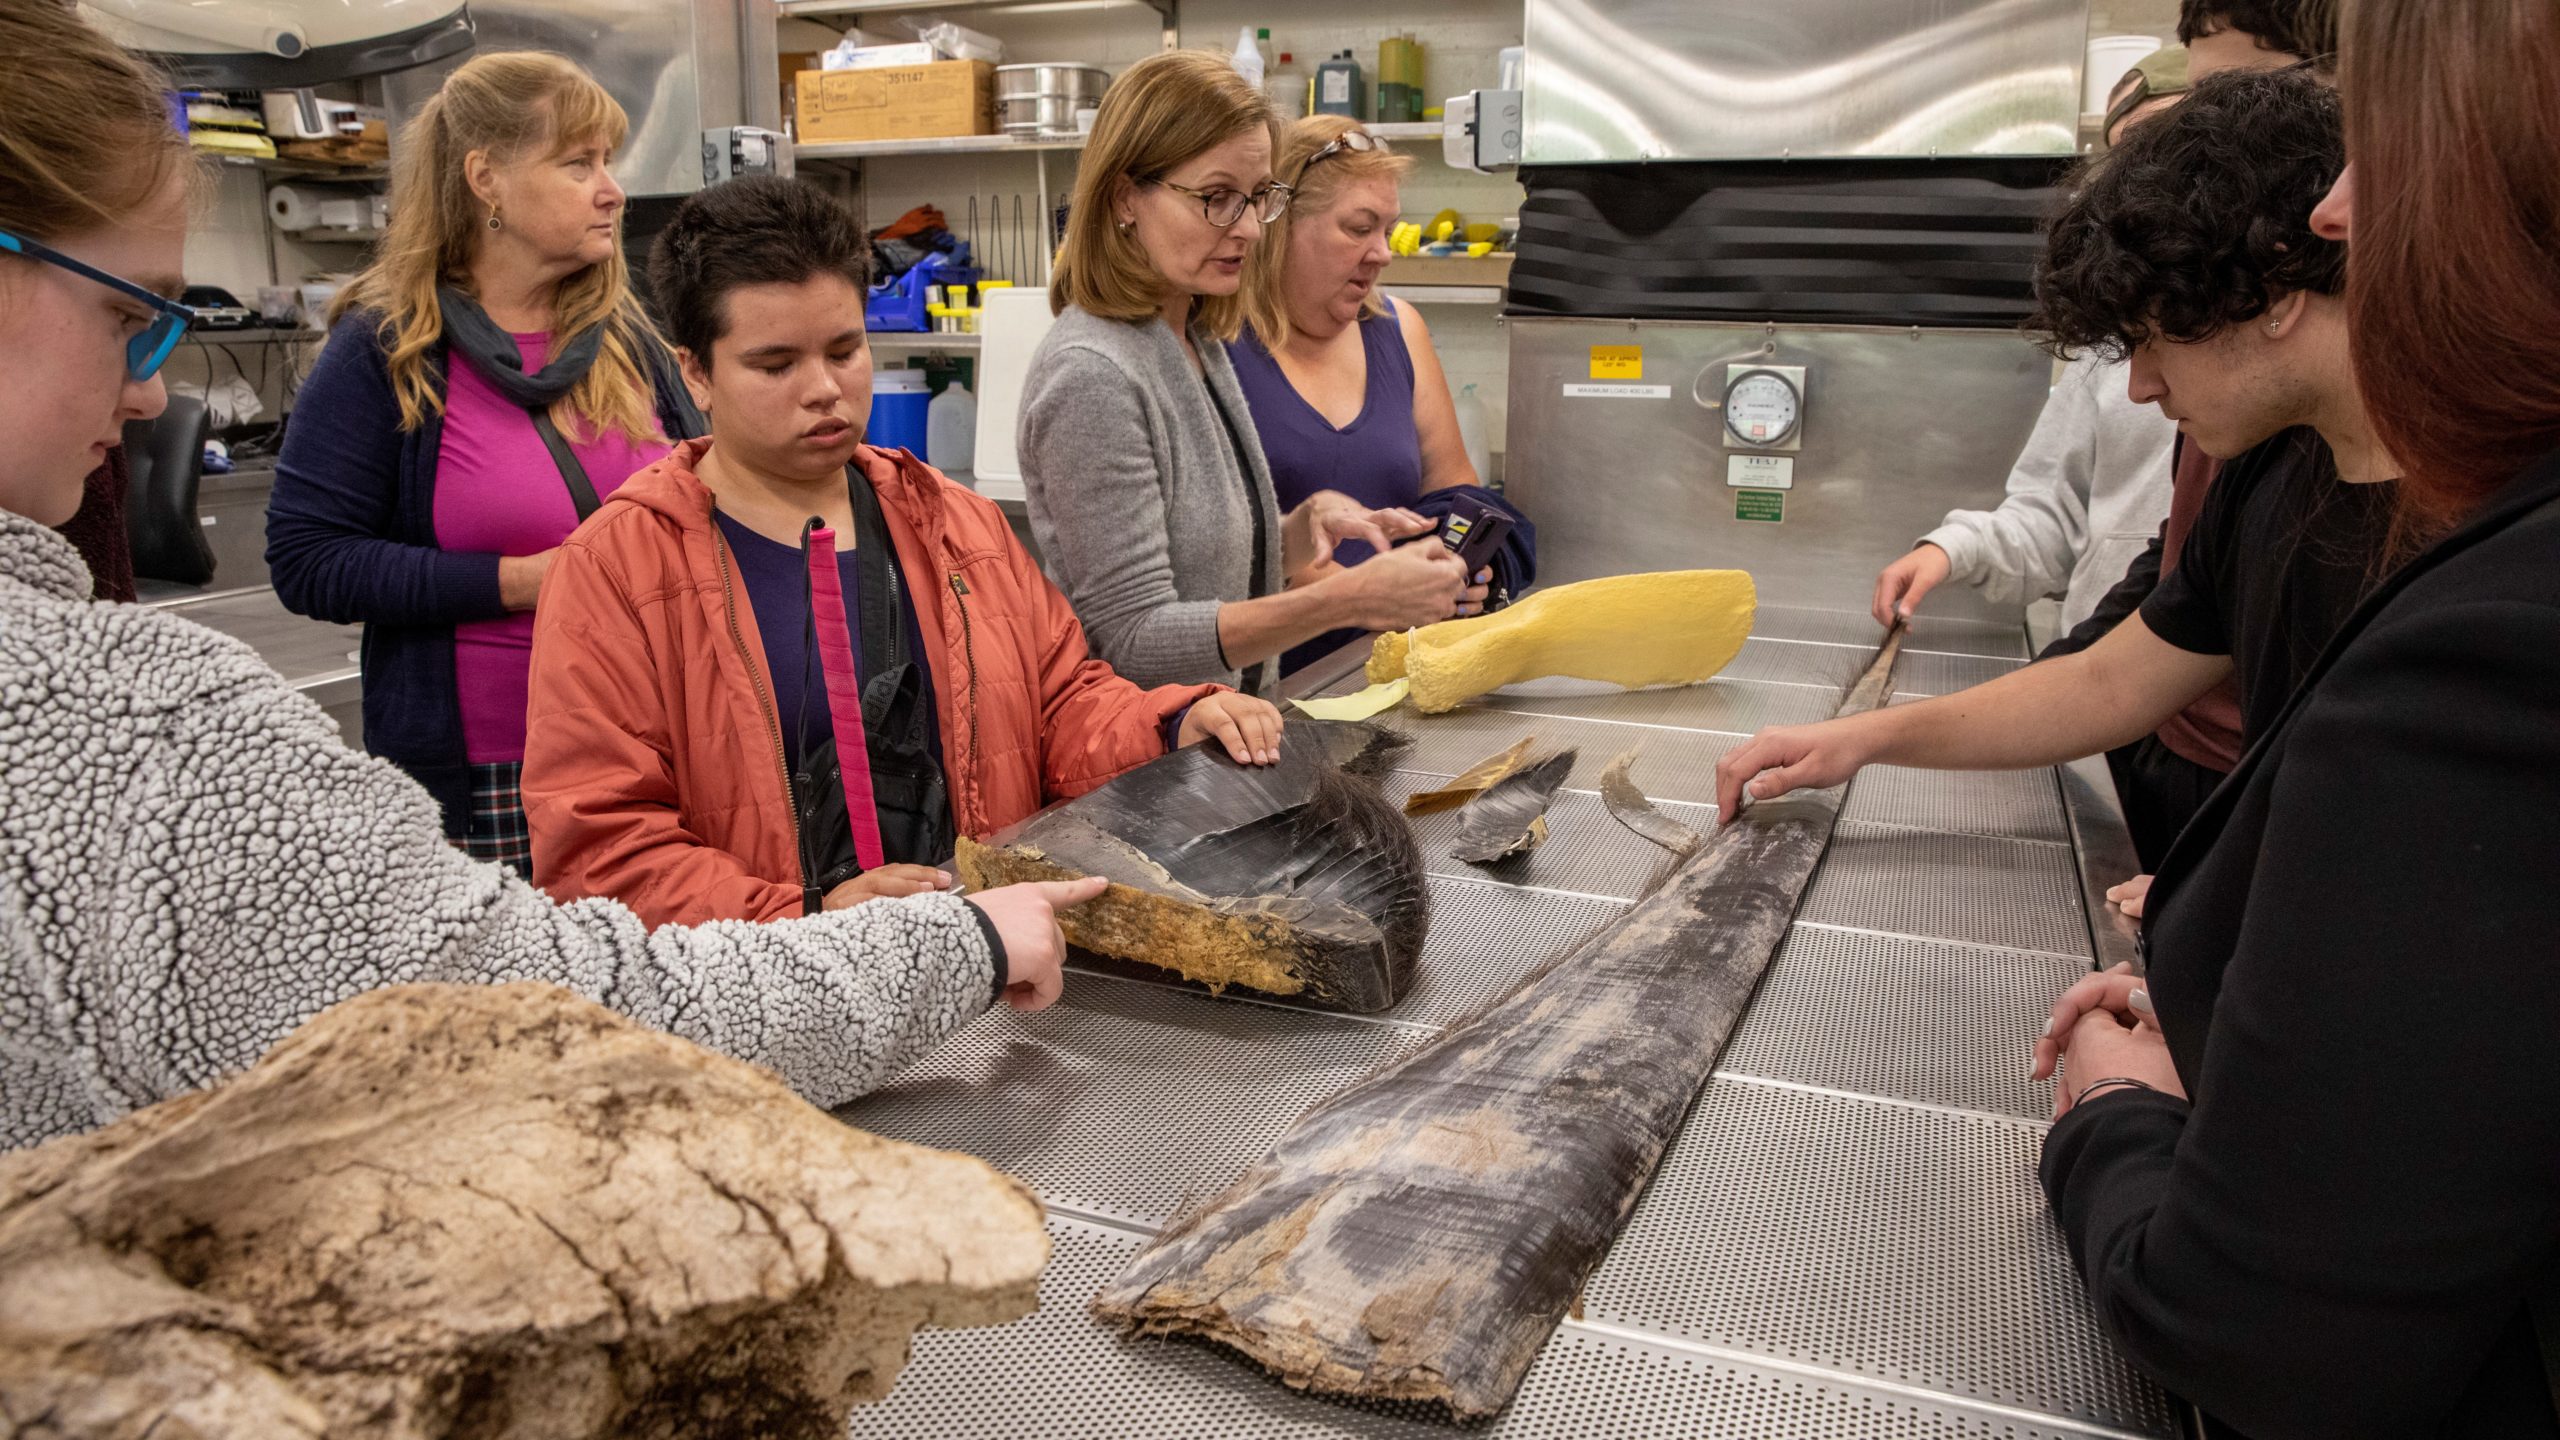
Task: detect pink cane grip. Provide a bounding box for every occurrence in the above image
[804,526,887,874]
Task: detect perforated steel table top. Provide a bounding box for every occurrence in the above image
[836,602,2169,1438]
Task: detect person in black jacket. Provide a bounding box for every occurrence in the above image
[2026,0,2560,1433]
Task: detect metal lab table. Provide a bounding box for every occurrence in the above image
[835,602,2171,1440]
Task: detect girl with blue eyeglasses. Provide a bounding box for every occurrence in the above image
[0,1,1101,1152]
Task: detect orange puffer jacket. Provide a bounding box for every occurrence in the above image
[524,438,1218,926]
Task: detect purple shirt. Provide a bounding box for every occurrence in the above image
[432,333,669,763]
[1228,297,1422,671]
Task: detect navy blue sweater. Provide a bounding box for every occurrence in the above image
[267,314,700,834]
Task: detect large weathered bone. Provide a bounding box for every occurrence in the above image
[1095,629,1905,1419]
[0,982,1049,1440]
[956,720,1428,1013]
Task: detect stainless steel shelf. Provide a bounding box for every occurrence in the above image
[1382,284,1504,305]
[781,0,1173,23]
[797,132,1087,160]
[869,331,981,349]
[179,330,322,346]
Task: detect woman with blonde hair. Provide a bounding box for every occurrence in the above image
[1018,50,1475,695]
[268,51,701,870]
[1231,115,1534,673]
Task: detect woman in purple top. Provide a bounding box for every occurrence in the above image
[1230,116,1535,673]
[270,54,699,872]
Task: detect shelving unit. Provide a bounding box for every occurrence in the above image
[214,152,389,183]
[868,332,982,350]
[779,0,1175,47]
[1383,284,1503,306]
[180,329,323,346]
[284,227,385,245]
[798,118,1443,163]
[799,132,1088,161]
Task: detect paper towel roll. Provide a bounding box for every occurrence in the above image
[268,185,329,232]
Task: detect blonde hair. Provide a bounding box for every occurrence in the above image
[1050,50,1277,343]
[1242,115,1415,352]
[0,5,192,242]
[332,52,660,442]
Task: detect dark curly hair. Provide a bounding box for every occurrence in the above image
[2031,66,2343,361]
[648,176,871,367]
[2178,0,2337,60]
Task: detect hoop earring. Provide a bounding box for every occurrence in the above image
[488,206,503,232]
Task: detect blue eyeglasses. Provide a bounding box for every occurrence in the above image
[0,229,195,382]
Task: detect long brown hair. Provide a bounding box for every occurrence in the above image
[1050,49,1277,342]
[0,5,191,244]
[332,52,661,442]
[1242,115,1415,352]
[2341,0,2560,535]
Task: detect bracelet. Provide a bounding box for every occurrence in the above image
[2072,1076,2162,1107]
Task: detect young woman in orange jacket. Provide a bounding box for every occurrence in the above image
[523,178,1281,927]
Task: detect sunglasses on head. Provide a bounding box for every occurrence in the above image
[1291,127,1381,188]
[0,229,194,382]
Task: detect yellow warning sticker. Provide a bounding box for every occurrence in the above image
[1589,345,1643,381]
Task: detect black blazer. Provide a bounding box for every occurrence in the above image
[2042,445,2560,1440]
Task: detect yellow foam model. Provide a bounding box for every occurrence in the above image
[1368,570,1758,714]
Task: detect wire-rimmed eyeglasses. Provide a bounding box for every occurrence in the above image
[1148,177,1294,228]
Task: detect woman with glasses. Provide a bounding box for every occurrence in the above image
[0,0,1104,1152]
[1231,116,1533,676]
[265,53,703,876]
[1019,50,1472,695]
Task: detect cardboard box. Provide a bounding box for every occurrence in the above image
[795,61,995,144]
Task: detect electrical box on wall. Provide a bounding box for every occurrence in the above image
[1720,364,1807,453]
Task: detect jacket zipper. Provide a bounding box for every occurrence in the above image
[948,572,982,823]
[715,525,818,908]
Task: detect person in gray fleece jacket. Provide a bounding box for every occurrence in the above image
[1017,50,1476,697]
[0,1,1099,1150]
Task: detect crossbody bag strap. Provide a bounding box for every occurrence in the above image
[844,464,906,698]
[529,407,602,522]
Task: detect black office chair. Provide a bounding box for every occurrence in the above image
[122,394,216,586]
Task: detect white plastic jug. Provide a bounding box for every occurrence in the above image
[1232,26,1265,89]
[927,379,978,481]
[1455,382,1492,488]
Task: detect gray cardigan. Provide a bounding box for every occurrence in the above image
[1017,304,1286,695]
[0,513,998,1149]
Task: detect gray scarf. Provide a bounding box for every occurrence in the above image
[435,285,605,408]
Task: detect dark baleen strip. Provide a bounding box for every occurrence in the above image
[1449,749,1576,865]
[1092,629,1907,1419]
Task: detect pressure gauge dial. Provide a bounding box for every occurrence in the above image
[1723,368,1802,449]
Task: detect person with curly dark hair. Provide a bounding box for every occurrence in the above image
[1871,8,2330,884]
[2179,0,2337,71]
[1713,68,2390,878]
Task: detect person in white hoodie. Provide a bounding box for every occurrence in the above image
[0,2,1099,1150]
[1871,350,2175,632]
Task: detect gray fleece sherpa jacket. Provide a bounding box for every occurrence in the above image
[0,514,998,1150]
